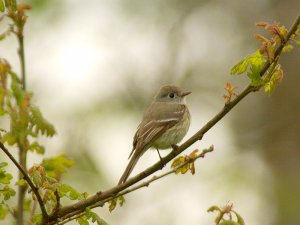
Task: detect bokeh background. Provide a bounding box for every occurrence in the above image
[1,0,300,224]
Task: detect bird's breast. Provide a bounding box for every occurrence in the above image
[152,109,190,149]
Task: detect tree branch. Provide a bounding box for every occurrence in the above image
[0,142,48,220]
[50,146,214,225]
[47,13,300,224]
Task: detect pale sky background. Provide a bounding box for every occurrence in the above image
[1,0,293,224]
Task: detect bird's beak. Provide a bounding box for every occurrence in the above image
[180,91,191,97]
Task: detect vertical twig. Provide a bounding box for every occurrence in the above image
[7,7,28,225]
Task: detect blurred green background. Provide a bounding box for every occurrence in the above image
[1,0,300,224]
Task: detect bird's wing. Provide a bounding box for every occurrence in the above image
[129,103,186,158]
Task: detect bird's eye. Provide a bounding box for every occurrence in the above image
[169,93,175,98]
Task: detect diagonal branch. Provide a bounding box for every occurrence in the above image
[51,146,214,225]
[0,142,48,220]
[47,13,300,224]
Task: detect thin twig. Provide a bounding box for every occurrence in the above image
[46,13,300,224]
[0,142,48,219]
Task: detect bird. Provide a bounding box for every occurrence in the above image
[118,84,191,184]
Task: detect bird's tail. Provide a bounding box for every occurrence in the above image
[118,150,142,185]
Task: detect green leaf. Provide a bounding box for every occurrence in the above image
[207,205,221,212]
[2,133,17,145]
[232,210,245,225]
[231,50,266,75]
[263,67,283,94]
[282,44,293,52]
[0,171,13,184]
[42,154,73,179]
[58,183,84,200]
[108,198,117,212]
[77,217,89,225]
[32,213,42,224]
[0,185,16,200]
[30,106,56,137]
[31,170,42,187]
[15,179,27,187]
[29,142,45,154]
[0,204,9,220]
[0,0,4,13]
[87,211,109,225]
[0,162,8,168]
[247,64,263,86]
[118,195,125,207]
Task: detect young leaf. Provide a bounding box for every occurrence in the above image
[30,106,56,137]
[1,185,16,200]
[231,50,265,75]
[0,0,4,12]
[58,183,84,200]
[282,44,293,53]
[15,179,27,187]
[42,154,74,179]
[232,210,245,225]
[77,217,89,225]
[108,198,117,212]
[247,64,263,86]
[0,204,9,220]
[29,142,45,154]
[87,211,109,225]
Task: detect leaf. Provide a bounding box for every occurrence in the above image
[58,183,84,200]
[0,185,16,200]
[32,214,42,224]
[108,198,117,212]
[231,50,266,75]
[30,106,56,137]
[263,67,283,94]
[87,211,109,225]
[0,162,8,168]
[232,210,245,225]
[0,204,9,220]
[171,156,189,174]
[282,44,293,53]
[77,217,89,225]
[31,170,42,187]
[42,154,74,179]
[0,170,13,184]
[118,195,125,207]
[2,133,16,145]
[15,179,27,187]
[29,142,45,154]
[207,205,221,213]
[247,64,263,86]
[0,0,4,12]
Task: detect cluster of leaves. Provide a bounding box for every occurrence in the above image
[0,3,94,224]
[25,155,88,223]
[171,149,200,175]
[0,58,55,150]
[0,162,15,219]
[226,21,300,101]
[208,203,245,225]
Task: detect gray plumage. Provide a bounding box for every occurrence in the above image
[118,85,191,184]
